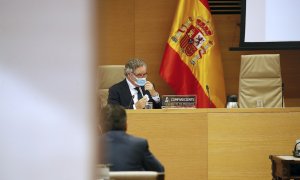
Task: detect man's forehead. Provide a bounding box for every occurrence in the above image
[134,66,147,72]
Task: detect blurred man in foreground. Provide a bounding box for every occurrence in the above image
[99,104,164,172]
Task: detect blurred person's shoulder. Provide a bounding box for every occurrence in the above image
[125,133,147,144]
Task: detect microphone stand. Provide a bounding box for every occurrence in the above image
[206,85,211,108]
[127,95,135,109]
[282,82,284,108]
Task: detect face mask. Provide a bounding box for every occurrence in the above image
[136,77,146,86]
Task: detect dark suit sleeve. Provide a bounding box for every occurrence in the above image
[141,140,165,172]
[108,86,121,105]
[150,97,161,109]
[145,91,161,109]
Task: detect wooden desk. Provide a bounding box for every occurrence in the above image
[126,108,300,180]
[269,155,300,180]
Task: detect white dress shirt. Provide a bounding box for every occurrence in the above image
[125,78,160,109]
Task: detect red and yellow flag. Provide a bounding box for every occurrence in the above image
[160,0,226,108]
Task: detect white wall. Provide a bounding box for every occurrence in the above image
[245,0,300,42]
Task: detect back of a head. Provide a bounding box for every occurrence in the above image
[100,104,127,133]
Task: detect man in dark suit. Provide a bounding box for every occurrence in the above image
[99,104,165,172]
[108,58,161,109]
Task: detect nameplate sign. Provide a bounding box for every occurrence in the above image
[162,95,197,109]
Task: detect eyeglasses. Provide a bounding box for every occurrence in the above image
[133,72,148,78]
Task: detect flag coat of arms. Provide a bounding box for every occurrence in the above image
[160,0,226,108]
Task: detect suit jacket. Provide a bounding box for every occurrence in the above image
[108,79,161,109]
[99,131,165,172]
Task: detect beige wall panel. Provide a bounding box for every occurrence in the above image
[280,51,300,99]
[98,0,135,65]
[213,15,242,96]
[97,0,300,106]
[134,0,178,95]
[285,98,300,107]
[208,112,300,180]
[127,110,208,180]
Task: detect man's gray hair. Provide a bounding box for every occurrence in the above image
[124,58,147,76]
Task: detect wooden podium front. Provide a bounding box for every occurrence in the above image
[126,108,300,180]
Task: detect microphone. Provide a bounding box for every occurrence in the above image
[127,95,135,109]
[282,82,285,108]
[206,85,211,108]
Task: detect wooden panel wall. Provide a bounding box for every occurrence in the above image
[208,111,300,180]
[97,0,135,64]
[97,0,300,107]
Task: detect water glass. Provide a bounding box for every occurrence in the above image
[145,102,153,109]
[256,99,264,108]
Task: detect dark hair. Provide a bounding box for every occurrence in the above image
[100,104,127,132]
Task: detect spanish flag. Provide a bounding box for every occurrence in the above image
[160,0,226,108]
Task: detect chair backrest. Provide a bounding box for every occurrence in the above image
[109,171,165,180]
[238,54,283,108]
[98,65,125,107]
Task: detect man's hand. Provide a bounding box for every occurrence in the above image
[135,96,147,109]
[145,81,158,96]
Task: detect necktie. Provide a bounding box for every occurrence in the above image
[134,87,143,100]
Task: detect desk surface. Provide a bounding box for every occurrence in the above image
[277,155,300,161]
